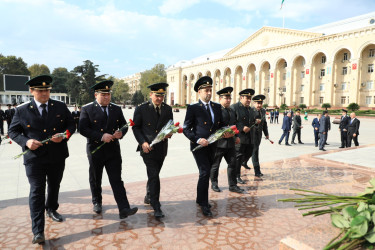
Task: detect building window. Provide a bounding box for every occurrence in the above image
[366,96,372,105]
[341,96,346,104]
[320,69,325,77]
[282,86,287,92]
[368,64,374,73]
[320,83,325,91]
[301,71,305,79]
[300,97,304,104]
[369,49,375,58]
[343,53,348,61]
[283,73,286,80]
[301,59,305,66]
[367,81,374,90]
[341,82,347,90]
[284,62,287,68]
[321,56,326,64]
[319,97,324,104]
[301,85,304,91]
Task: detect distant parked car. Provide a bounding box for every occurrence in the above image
[332,116,341,124]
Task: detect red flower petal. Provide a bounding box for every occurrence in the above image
[66,130,71,139]
[230,125,237,130]
[9,141,12,144]
[174,122,180,127]
[129,119,135,126]
[178,127,183,133]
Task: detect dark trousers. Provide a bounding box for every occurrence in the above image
[275,116,279,123]
[88,152,130,211]
[25,161,65,235]
[347,134,359,147]
[314,130,319,146]
[142,151,165,209]
[251,144,261,175]
[291,128,301,143]
[192,145,215,207]
[235,143,253,177]
[279,130,290,144]
[0,120,4,134]
[270,117,273,123]
[6,120,11,132]
[210,147,237,187]
[319,132,327,150]
[74,120,79,132]
[340,130,348,147]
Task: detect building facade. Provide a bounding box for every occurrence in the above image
[166,13,375,109]
[120,72,141,95]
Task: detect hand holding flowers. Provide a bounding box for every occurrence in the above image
[192,125,239,152]
[149,120,183,148]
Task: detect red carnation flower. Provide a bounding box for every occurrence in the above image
[178,127,183,133]
[174,122,180,127]
[65,130,71,139]
[230,125,237,130]
[129,119,135,126]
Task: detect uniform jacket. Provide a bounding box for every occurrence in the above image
[275,110,279,117]
[319,116,329,133]
[183,100,223,151]
[132,100,173,157]
[327,116,331,130]
[339,115,350,131]
[250,108,268,145]
[79,101,127,156]
[0,109,4,121]
[312,117,320,130]
[216,106,237,149]
[347,118,360,136]
[282,116,292,131]
[72,110,80,121]
[8,99,75,164]
[230,101,254,144]
[5,109,12,123]
[292,115,302,130]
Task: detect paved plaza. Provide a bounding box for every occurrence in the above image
[1,108,375,249]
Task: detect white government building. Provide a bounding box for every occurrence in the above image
[166,12,375,109]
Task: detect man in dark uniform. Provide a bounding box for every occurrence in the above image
[339,109,350,148]
[231,89,255,184]
[312,114,321,147]
[347,112,360,147]
[275,109,279,124]
[270,110,274,124]
[8,75,76,244]
[210,87,243,194]
[79,80,138,219]
[291,109,303,144]
[5,104,12,132]
[183,76,223,217]
[132,83,173,218]
[72,106,81,132]
[319,111,329,151]
[0,104,4,135]
[250,95,269,177]
[279,112,292,146]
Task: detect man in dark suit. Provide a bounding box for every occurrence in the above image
[210,87,243,194]
[279,112,292,145]
[5,104,12,132]
[8,75,76,244]
[291,109,303,144]
[183,76,223,217]
[275,109,279,124]
[319,111,329,151]
[72,106,81,132]
[347,112,360,147]
[80,80,138,219]
[250,95,269,177]
[132,82,173,218]
[339,109,350,148]
[0,104,4,135]
[231,88,255,184]
[270,110,274,124]
[311,114,321,147]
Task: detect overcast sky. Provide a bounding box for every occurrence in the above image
[0,0,373,78]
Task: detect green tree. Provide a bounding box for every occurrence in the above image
[263,104,268,109]
[347,103,360,111]
[72,60,107,104]
[280,103,288,110]
[299,104,307,110]
[51,67,72,93]
[28,64,50,78]
[140,63,166,98]
[132,90,144,105]
[110,77,131,104]
[322,103,331,110]
[0,54,30,91]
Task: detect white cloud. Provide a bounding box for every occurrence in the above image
[159,0,200,15]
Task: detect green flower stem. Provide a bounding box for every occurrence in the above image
[326,229,344,248]
[337,238,365,250]
[323,230,351,250]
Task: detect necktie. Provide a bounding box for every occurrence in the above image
[206,104,212,123]
[156,106,160,121]
[102,106,108,123]
[41,104,47,121]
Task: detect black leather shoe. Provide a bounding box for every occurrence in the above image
[32,232,45,244]
[242,164,251,170]
[291,142,296,144]
[298,142,304,144]
[46,210,63,222]
[315,144,318,147]
[325,143,329,145]
[201,206,213,217]
[255,173,262,177]
[320,149,326,151]
[144,195,150,204]
[236,177,246,184]
[229,186,244,193]
[154,207,165,218]
[285,144,292,146]
[119,207,138,219]
[196,201,212,208]
[278,141,281,145]
[93,203,102,214]
[211,185,221,192]
[339,146,344,148]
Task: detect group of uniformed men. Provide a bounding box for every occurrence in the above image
[7,74,269,244]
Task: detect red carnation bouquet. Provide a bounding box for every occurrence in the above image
[14,130,71,159]
[149,120,183,147]
[1,140,12,145]
[192,125,239,152]
[91,119,135,154]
